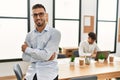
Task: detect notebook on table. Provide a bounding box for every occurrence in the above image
[95,51,110,61]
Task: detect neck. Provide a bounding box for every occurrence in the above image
[87,40,92,44]
[36,24,46,32]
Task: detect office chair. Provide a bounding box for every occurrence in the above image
[57,53,66,58]
[73,50,79,57]
[13,64,23,80]
[116,78,120,80]
[71,75,97,80]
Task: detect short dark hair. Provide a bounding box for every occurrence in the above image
[88,32,96,40]
[32,4,46,12]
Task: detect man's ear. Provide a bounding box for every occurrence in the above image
[45,13,48,23]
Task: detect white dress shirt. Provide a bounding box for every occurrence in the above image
[22,25,61,80]
[79,40,100,56]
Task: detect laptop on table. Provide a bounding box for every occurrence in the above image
[95,51,110,61]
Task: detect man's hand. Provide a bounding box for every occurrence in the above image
[91,50,97,58]
[21,42,28,53]
[49,52,56,61]
[91,53,96,58]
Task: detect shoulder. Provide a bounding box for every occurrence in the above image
[26,30,35,38]
[80,40,87,44]
[48,27,61,35]
[93,42,97,45]
[79,40,88,46]
[27,30,34,35]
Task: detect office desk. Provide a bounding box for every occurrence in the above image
[58,56,120,80]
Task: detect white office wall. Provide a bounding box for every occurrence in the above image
[81,0,97,41]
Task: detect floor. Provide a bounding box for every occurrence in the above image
[0,76,118,80]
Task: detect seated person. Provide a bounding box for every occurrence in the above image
[78,32,100,58]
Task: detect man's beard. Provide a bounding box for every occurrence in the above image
[37,22,42,27]
[36,20,45,27]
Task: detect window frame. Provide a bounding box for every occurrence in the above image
[96,0,119,53]
[53,0,81,47]
[0,0,30,62]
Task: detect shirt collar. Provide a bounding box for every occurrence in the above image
[44,24,50,31]
[86,40,95,45]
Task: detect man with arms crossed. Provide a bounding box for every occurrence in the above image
[21,4,61,80]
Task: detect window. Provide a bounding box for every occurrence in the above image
[96,0,118,52]
[0,0,29,62]
[53,0,81,47]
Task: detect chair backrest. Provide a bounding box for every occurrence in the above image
[71,75,97,80]
[116,78,120,80]
[73,50,79,57]
[57,53,66,58]
[13,64,23,80]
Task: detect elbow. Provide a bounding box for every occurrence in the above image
[35,52,51,61]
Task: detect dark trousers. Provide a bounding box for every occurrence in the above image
[24,74,58,80]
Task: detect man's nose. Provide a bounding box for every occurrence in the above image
[36,15,41,19]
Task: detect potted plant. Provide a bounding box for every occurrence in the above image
[98,53,105,63]
[70,55,75,66]
[59,47,62,53]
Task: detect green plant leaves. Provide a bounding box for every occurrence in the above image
[98,53,105,60]
[70,55,75,62]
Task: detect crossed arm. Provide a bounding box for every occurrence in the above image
[21,30,61,62]
[21,42,56,61]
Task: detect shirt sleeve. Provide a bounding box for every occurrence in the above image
[25,30,61,61]
[22,53,31,62]
[94,42,100,51]
[22,33,32,62]
[78,41,91,56]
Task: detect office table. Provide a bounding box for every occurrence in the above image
[58,56,120,80]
